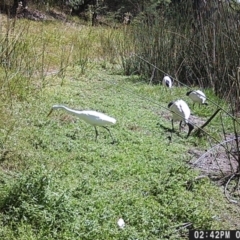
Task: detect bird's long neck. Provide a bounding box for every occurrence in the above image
[56,105,83,116]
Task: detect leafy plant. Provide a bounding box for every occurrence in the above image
[0,168,78,237]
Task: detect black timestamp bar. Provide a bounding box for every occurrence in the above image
[189,230,240,240]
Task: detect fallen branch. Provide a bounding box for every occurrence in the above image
[193,108,221,137]
[175,222,192,232]
[224,173,238,204]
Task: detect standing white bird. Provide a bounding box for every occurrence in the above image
[47,105,116,143]
[186,90,208,108]
[168,99,194,138]
[117,218,125,229]
[162,76,172,88]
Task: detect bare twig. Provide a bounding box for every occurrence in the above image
[192,137,240,166]
[193,108,221,137]
[149,66,156,85]
[224,174,238,204]
[176,222,192,232]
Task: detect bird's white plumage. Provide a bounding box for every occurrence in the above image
[168,99,190,124]
[117,218,125,229]
[162,76,172,88]
[77,110,116,126]
[50,105,116,126]
[48,105,116,142]
[168,99,194,138]
[186,90,207,105]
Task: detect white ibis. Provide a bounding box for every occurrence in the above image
[162,76,172,88]
[47,105,116,143]
[168,99,194,138]
[186,90,208,108]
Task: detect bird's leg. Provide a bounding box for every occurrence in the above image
[171,119,174,132]
[94,126,99,142]
[170,119,174,141]
[102,126,115,143]
[186,123,194,138]
[179,121,182,132]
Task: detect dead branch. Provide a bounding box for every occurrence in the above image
[193,108,221,137]
[224,173,238,204]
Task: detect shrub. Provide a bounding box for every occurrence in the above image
[0,168,78,237]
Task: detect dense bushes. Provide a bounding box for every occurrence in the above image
[120,0,240,101]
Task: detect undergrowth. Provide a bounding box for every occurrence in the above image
[0,10,239,240]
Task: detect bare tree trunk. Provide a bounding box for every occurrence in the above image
[12,0,28,16]
[92,11,98,26]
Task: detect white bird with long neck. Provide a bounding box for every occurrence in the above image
[162,76,172,88]
[186,90,208,108]
[168,99,194,139]
[47,105,116,143]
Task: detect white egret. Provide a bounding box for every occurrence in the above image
[186,90,208,108]
[117,218,125,229]
[47,105,116,143]
[168,99,194,138]
[162,76,172,88]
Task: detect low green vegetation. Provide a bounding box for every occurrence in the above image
[0,13,239,240]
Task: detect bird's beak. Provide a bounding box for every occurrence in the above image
[186,123,194,138]
[47,108,53,117]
